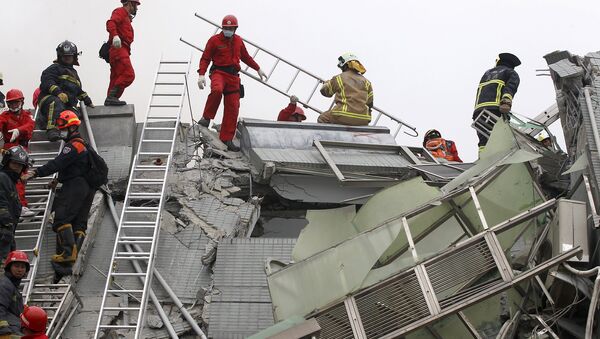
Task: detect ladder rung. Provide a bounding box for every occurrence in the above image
[112,272,147,277]
[30,152,59,156]
[118,240,153,244]
[155,82,184,86]
[160,61,188,64]
[138,152,171,156]
[145,116,177,120]
[157,71,187,74]
[149,105,179,108]
[116,251,151,256]
[122,225,156,229]
[99,325,138,329]
[15,229,40,234]
[15,235,38,239]
[145,127,177,131]
[141,139,172,143]
[114,256,150,260]
[152,93,182,97]
[104,306,142,311]
[132,178,164,182]
[120,236,154,240]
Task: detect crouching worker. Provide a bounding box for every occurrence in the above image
[318,53,373,126]
[423,129,462,162]
[37,41,93,142]
[20,306,48,339]
[22,111,95,280]
[277,95,306,122]
[0,146,31,262]
[0,250,28,338]
[1,89,35,217]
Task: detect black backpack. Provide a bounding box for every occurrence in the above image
[99,42,110,63]
[74,139,109,188]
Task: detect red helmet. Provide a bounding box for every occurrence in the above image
[4,250,30,272]
[56,110,81,129]
[293,107,306,120]
[222,15,238,28]
[6,89,24,103]
[20,306,47,333]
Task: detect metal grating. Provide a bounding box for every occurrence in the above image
[354,269,429,338]
[315,302,355,339]
[425,239,499,309]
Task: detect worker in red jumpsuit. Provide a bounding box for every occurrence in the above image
[277,95,306,122]
[197,14,268,152]
[105,0,140,106]
[423,129,462,162]
[20,306,48,339]
[0,89,35,217]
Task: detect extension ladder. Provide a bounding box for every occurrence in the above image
[180,14,418,138]
[94,57,191,339]
[16,119,63,304]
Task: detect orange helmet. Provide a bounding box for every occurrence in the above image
[6,89,24,102]
[4,250,30,272]
[222,15,238,28]
[293,107,306,121]
[56,110,81,129]
[20,306,48,333]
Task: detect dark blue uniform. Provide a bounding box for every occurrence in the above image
[0,170,21,262]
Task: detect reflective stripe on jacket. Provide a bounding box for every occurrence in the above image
[320,70,373,125]
[473,65,519,114]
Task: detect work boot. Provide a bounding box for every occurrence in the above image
[20,206,35,218]
[74,230,86,252]
[198,117,210,127]
[52,224,77,263]
[223,140,240,152]
[104,87,127,106]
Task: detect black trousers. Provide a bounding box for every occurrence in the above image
[52,176,95,234]
[0,226,15,262]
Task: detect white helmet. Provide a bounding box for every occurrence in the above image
[337,52,359,69]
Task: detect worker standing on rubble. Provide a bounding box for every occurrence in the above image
[0,90,35,217]
[473,53,521,151]
[0,147,31,262]
[0,251,28,337]
[277,95,306,122]
[105,0,140,106]
[23,111,95,276]
[20,306,48,339]
[197,14,268,152]
[37,40,94,142]
[423,129,462,162]
[318,53,373,126]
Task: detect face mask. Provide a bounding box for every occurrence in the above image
[223,30,234,38]
[8,103,21,113]
[59,130,69,140]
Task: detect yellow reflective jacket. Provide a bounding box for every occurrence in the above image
[320,70,373,126]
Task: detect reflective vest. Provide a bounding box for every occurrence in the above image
[425,138,458,162]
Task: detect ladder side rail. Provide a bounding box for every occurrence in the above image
[94,58,165,339]
[133,60,191,338]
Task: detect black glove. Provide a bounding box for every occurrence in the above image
[47,128,61,142]
[83,96,94,107]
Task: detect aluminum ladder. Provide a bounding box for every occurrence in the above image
[94,57,191,339]
[180,14,418,138]
[14,116,63,304]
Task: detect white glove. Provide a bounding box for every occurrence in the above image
[198,75,206,90]
[257,69,267,82]
[112,35,122,48]
[8,129,19,142]
[290,95,299,104]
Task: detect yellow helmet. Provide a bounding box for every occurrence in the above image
[536,131,550,142]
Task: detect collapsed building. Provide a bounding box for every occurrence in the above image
[10,12,600,339]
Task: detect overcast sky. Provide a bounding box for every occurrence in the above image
[2,0,599,161]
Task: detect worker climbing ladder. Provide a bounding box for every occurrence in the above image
[94,57,191,339]
[15,126,63,304]
[180,14,418,138]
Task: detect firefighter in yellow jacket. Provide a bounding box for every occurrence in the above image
[318,53,373,126]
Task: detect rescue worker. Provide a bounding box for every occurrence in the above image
[197,14,268,152]
[536,131,553,148]
[20,306,48,339]
[0,147,30,262]
[0,250,28,337]
[422,129,462,162]
[277,95,306,122]
[0,90,35,217]
[38,40,94,142]
[473,53,521,150]
[31,88,40,110]
[0,73,4,109]
[318,53,373,126]
[23,111,95,274]
[105,0,140,106]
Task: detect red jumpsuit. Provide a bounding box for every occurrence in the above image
[0,109,34,206]
[198,32,260,141]
[277,104,305,122]
[22,334,49,339]
[106,7,135,98]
